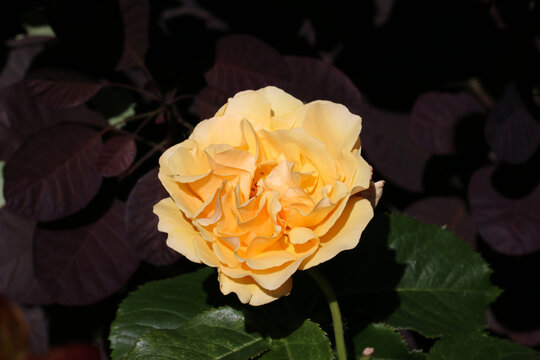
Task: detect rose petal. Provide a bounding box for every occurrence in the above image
[300,196,373,269]
[299,100,363,157]
[259,86,304,119]
[222,238,318,290]
[189,113,245,149]
[153,198,203,264]
[218,270,292,306]
[222,90,272,128]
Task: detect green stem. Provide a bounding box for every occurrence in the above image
[308,268,347,360]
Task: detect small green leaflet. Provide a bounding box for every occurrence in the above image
[353,323,426,360]
[258,319,333,360]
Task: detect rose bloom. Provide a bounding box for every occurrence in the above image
[154,86,381,305]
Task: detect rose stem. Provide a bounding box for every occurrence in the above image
[308,268,347,360]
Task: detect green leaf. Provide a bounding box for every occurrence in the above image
[125,307,272,360]
[353,323,425,360]
[109,267,216,360]
[258,319,333,360]
[427,333,540,360]
[326,213,501,337]
[108,103,136,128]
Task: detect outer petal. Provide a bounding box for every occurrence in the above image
[298,100,362,157]
[221,238,318,290]
[299,196,374,270]
[153,197,201,264]
[223,90,272,129]
[218,270,293,306]
[189,113,245,149]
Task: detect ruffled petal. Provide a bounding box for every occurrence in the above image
[218,270,293,306]
[299,196,373,270]
[297,100,362,157]
[153,197,202,264]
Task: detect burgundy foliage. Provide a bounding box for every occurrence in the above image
[197,85,228,120]
[485,85,540,164]
[468,166,540,255]
[360,103,430,193]
[4,124,103,222]
[96,135,137,177]
[0,208,52,305]
[204,34,291,97]
[0,37,52,90]
[199,35,428,192]
[405,197,477,248]
[126,168,181,266]
[27,344,101,360]
[116,0,150,70]
[488,310,540,348]
[0,81,106,161]
[22,307,49,356]
[284,55,363,115]
[25,68,102,108]
[410,92,486,154]
[33,201,139,305]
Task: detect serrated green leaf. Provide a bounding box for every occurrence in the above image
[125,307,272,360]
[326,213,500,337]
[258,319,333,360]
[109,267,216,360]
[353,323,425,360]
[427,333,540,360]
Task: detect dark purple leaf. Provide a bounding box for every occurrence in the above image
[4,124,103,222]
[485,85,540,164]
[154,112,165,124]
[34,200,139,305]
[204,34,291,97]
[115,0,149,70]
[360,103,430,193]
[197,85,228,120]
[405,197,477,248]
[21,307,48,356]
[27,344,100,360]
[126,168,181,266]
[0,38,49,91]
[468,166,540,255]
[488,310,540,347]
[0,208,52,305]
[373,0,397,26]
[25,68,102,108]
[96,135,136,177]
[410,92,486,154]
[284,55,363,115]
[0,81,107,161]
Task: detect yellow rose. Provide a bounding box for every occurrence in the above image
[154,86,379,305]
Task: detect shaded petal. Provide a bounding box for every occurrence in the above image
[221,238,318,290]
[218,270,292,306]
[153,197,201,264]
[300,196,373,269]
